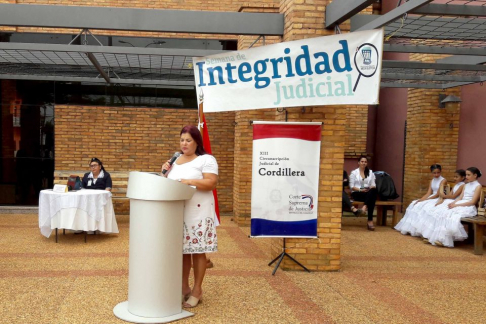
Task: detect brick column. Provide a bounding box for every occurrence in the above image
[266,0,363,271]
[267,0,374,271]
[272,106,346,271]
[233,6,282,225]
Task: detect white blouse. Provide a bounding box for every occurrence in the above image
[168,154,218,180]
[349,168,376,192]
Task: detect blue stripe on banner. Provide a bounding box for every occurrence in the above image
[251,218,317,237]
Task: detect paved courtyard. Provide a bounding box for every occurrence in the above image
[1,214,485,324]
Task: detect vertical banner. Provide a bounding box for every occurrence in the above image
[251,122,322,238]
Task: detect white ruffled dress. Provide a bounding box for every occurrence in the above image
[413,181,465,237]
[421,180,481,247]
[394,176,445,236]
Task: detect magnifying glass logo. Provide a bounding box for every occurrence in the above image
[353,43,379,92]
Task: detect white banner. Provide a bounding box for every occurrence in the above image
[250,122,321,238]
[193,29,384,113]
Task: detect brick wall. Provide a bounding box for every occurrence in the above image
[345,104,369,158]
[403,86,461,208]
[54,105,234,214]
[402,53,460,208]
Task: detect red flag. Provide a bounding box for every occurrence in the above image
[199,101,221,223]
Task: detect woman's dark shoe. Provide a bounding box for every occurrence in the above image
[367,223,375,231]
[352,208,363,216]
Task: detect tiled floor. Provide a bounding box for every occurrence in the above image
[1,214,485,324]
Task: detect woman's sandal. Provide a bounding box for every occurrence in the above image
[183,295,202,308]
[352,208,363,216]
[367,223,375,231]
[181,292,191,303]
[206,259,214,269]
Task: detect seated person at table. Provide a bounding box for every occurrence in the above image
[82,157,112,191]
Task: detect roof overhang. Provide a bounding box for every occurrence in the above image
[0,42,233,87]
[0,4,284,36]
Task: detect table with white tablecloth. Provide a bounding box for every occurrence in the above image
[38,189,119,239]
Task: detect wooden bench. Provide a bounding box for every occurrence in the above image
[351,200,402,227]
[460,188,486,255]
[461,216,486,255]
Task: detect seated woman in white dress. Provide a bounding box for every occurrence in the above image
[161,125,218,308]
[422,167,482,247]
[395,164,447,236]
[416,169,466,239]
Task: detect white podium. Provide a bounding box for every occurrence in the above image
[114,171,196,323]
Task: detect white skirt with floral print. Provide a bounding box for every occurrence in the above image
[182,190,217,254]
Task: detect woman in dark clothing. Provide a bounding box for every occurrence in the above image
[349,156,378,231]
[82,157,112,191]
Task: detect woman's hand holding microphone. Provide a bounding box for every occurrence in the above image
[160,160,172,177]
[160,152,181,177]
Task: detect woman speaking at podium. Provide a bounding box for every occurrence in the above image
[161,125,218,308]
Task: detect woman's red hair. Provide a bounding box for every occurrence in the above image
[180,125,207,156]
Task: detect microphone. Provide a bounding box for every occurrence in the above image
[162,152,181,175]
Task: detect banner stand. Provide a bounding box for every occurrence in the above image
[268,238,310,276]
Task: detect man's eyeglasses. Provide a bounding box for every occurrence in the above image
[89,164,99,168]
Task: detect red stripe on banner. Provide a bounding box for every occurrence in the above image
[253,124,321,141]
